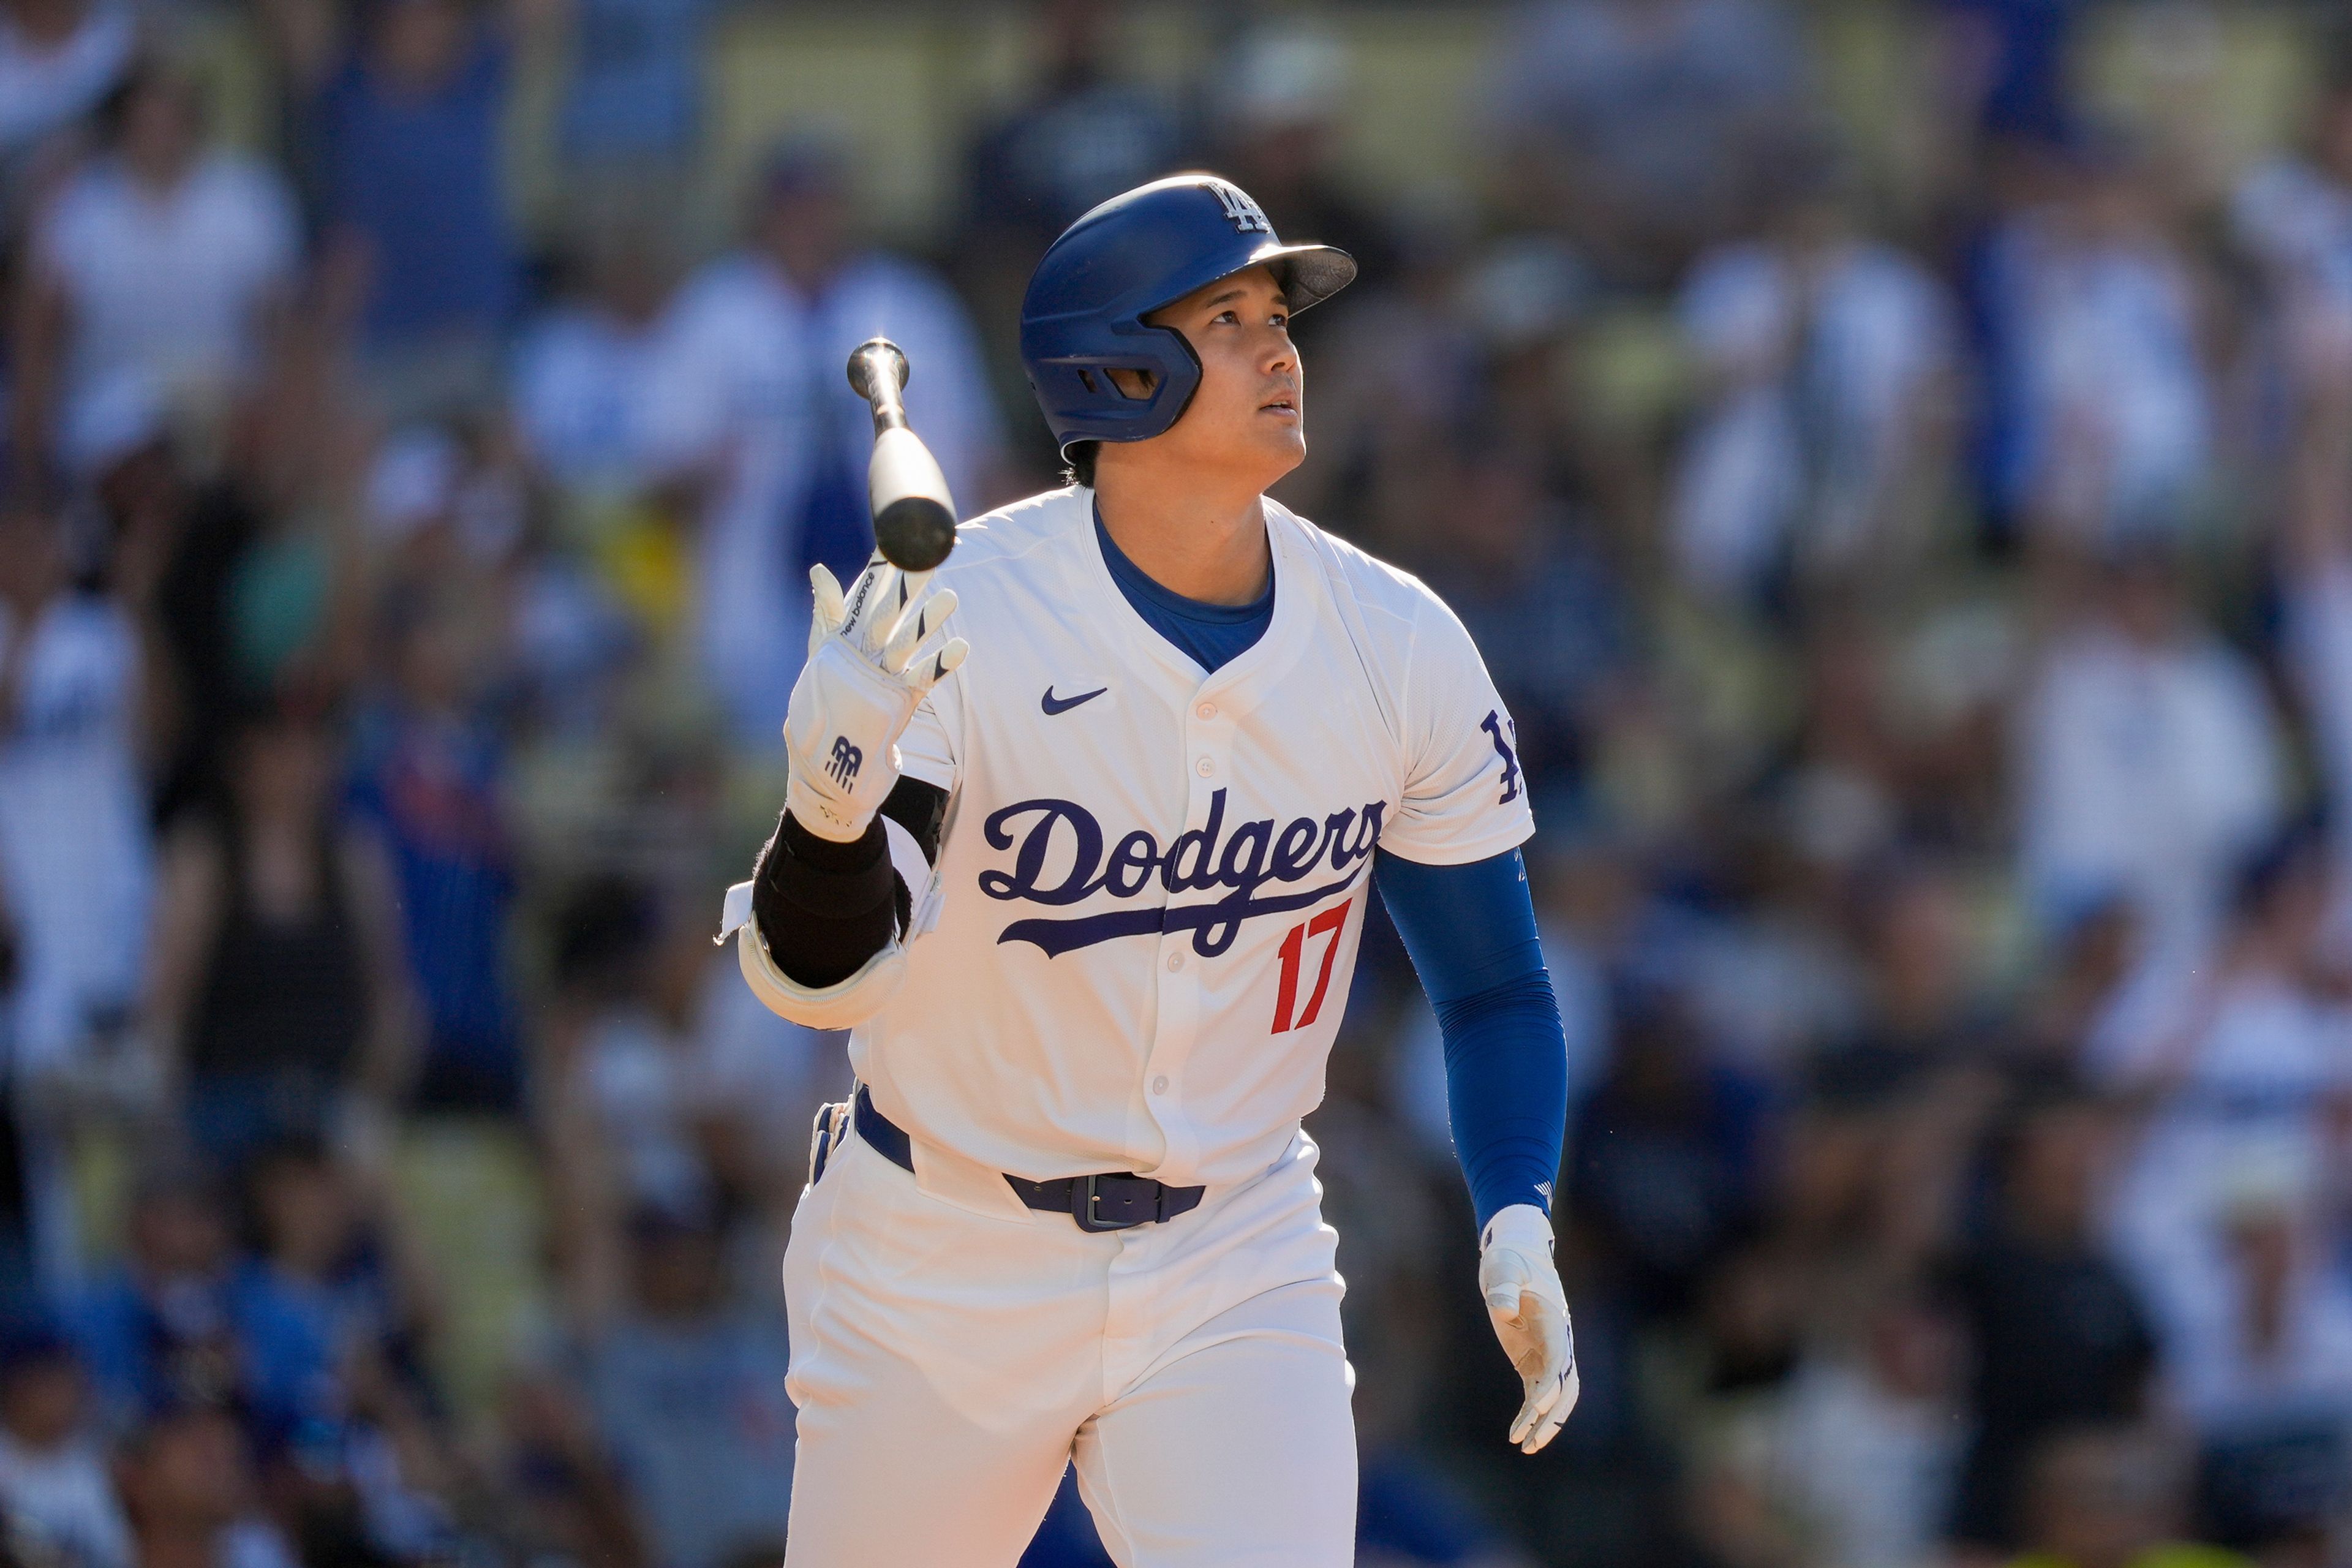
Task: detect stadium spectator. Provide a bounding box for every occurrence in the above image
[671,942,841,1227]
[0,1326,130,1568]
[579,1203,793,1568]
[241,1140,434,1394]
[1406,435,1632,810]
[1771,622,1909,879]
[2230,61,2352,420]
[960,0,1185,257]
[554,0,707,181]
[1932,0,2086,147]
[345,589,521,1117]
[643,140,1006,744]
[0,503,149,1109]
[238,1144,461,1567]
[1977,134,2216,553]
[1569,985,1771,1319]
[1943,1086,2157,1551]
[541,872,830,1325]
[2016,896,2142,1072]
[952,0,1188,440]
[1486,0,1809,278]
[2277,343,2352,881]
[1790,1291,1964,1568]
[69,1167,328,1446]
[2088,826,2352,1406]
[1668,149,1959,605]
[2015,546,2284,958]
[143,355,372,827]
[1687,1287,1963,1568]
[10,60,300,486]
[1841,856,2000,1076]
[1270,213,1487,534]
[113,1399,298,1568]
[282,0,538,418]
[2166,1163,2352,1561]
[143,702,415,1172]
[514,217,678,499]
[0,0,130,213]
[0,502,151,1298]
[543,877,713,1225]
[491,1368,646,1568]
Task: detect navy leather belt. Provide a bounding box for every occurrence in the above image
[853,1086,1205,1233]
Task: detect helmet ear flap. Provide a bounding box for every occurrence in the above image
[1133,318,1204,435]
[1035,321,1202,447]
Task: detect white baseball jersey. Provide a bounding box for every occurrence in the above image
[859,484,1533,1188]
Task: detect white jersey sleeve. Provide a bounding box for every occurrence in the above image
[1380,590,1536,866]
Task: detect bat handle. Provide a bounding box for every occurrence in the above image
[847,339,912,436]
[843,336,959,573]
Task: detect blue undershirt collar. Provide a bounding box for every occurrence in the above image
[1093,503,1275,676]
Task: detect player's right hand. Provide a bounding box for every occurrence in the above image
[1479,1204,1579,1455]
[783,556,967,842]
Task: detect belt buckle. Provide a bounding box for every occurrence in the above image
[1074,1172,1154,1233]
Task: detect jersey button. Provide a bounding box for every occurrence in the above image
[1196,757,1215,777]
[1166,952,1184,972]
[1151,1076,1169,1096]
[1196,702,1216,720]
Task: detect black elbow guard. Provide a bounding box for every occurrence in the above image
[752,812,898,989]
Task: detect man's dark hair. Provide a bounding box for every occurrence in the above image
[1062,442,1098,489]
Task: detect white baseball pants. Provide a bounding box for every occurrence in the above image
[778,1119,1357,1566]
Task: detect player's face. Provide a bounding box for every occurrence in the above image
[1145,266,1305,483]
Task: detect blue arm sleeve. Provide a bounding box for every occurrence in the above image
[1373,846,1569,1232]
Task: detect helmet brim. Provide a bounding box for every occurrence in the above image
[1144,241,1359,319]
[1253,241,1359,313]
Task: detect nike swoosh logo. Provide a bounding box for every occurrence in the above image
[1041,685,1108,715]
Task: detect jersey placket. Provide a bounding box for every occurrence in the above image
[1140,690,1235,1178]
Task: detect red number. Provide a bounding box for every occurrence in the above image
[1294,903,1351,1029]
[1273,923,1304,1033]
[1270,899,1352,1034]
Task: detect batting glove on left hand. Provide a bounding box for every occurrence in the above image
[1479,1204,1578,1455]
[783,557,967,843]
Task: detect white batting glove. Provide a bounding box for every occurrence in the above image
[783,557,968,842]
[1479,1204,1578,1455]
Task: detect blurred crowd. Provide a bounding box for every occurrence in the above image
[6,0,2352,1564]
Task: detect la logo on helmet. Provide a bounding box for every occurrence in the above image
[1210,182,1271,235]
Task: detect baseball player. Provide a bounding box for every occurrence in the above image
[718,173,1575,1566]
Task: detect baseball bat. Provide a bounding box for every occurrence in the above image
[846,337,959,573]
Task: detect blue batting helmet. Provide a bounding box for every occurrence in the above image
[1019,174,1357,455]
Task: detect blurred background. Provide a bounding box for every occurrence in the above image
[8,0,2352,1564]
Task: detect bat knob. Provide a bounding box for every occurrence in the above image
[866,424,958,572]
[847,338,910,404]
[875,494,957,572]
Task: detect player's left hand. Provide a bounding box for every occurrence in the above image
[1478,1204,1578,1455]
